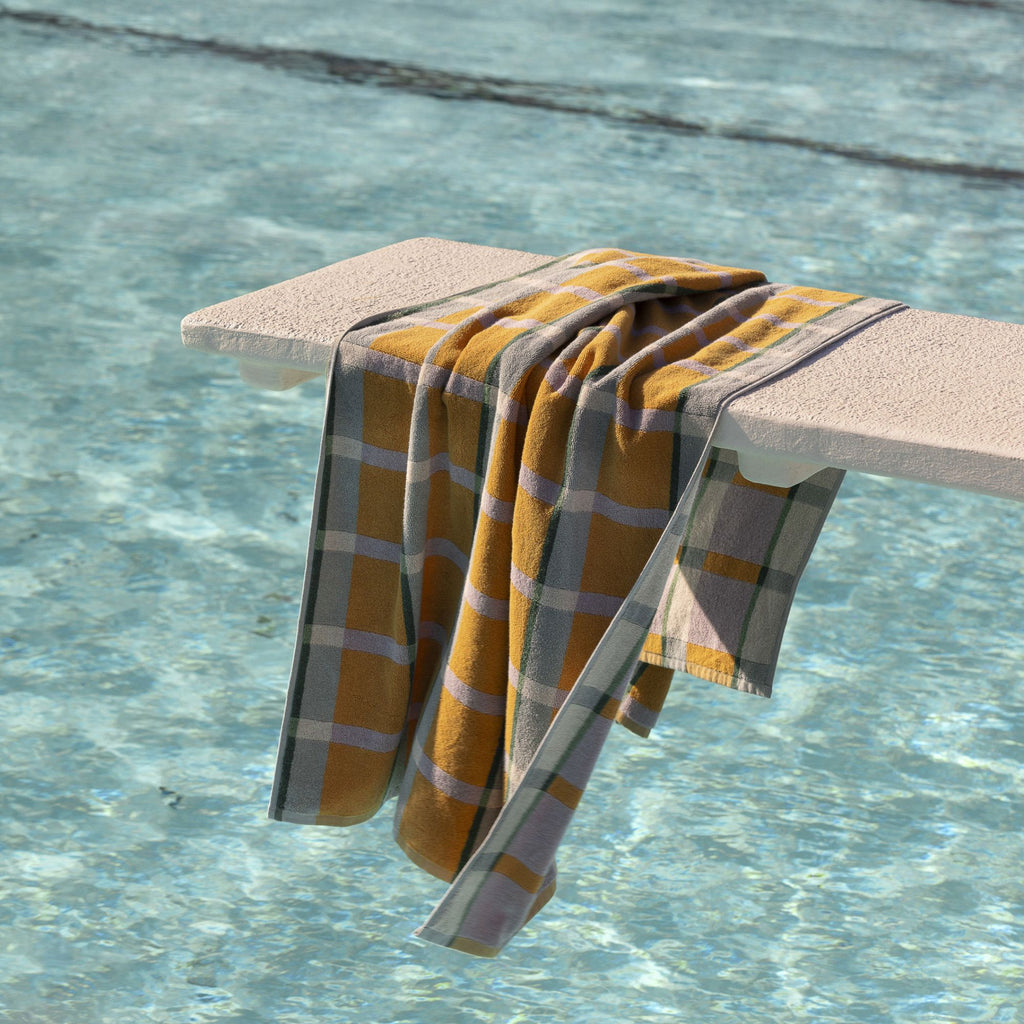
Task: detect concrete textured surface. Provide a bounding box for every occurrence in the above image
[182,239,1023,501]
[181,237,553,388]
[718,308,1024,500]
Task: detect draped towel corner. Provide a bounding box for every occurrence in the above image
[267,247,905,955]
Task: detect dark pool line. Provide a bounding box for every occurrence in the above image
[922,0,1023,11]
[5,5,1024,187]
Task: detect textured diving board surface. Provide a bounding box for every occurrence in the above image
[181,238,1024,501]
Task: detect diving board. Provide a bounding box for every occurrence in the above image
[181,237,1024,502]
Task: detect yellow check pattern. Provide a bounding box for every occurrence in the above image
[269,249,904,954]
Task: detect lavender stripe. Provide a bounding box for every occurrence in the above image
[308,625,415,665]
[509,563,624,617]
[293,718,404,753]
[507,660,566,712]
[410,737,504,808]
[480,488,515,524]
[517,465,670,528]
[610,398,681,433]
[321,531,402,563]
[443,665,507,717]
[406,451,481,493]
[424,535,471,572]
[333,723,404,752]
[345,344,422,383]
[417,620,449,646]
[464,581,510,620]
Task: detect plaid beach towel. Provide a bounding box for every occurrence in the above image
[269,248,903,955]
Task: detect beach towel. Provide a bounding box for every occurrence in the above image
[269,248,903,955]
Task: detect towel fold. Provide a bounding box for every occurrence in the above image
[269,248,904,955]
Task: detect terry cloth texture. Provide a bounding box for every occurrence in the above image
[269,248,904,956]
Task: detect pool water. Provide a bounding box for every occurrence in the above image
[1,1,1022,1021]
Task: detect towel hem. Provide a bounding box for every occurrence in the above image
[639,650,773,698]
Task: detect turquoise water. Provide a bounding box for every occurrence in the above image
[1,2,1023,1021]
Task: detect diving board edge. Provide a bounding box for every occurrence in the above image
[181,238,1024,502]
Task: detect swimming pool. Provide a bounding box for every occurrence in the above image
[1,1,1022,1020]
